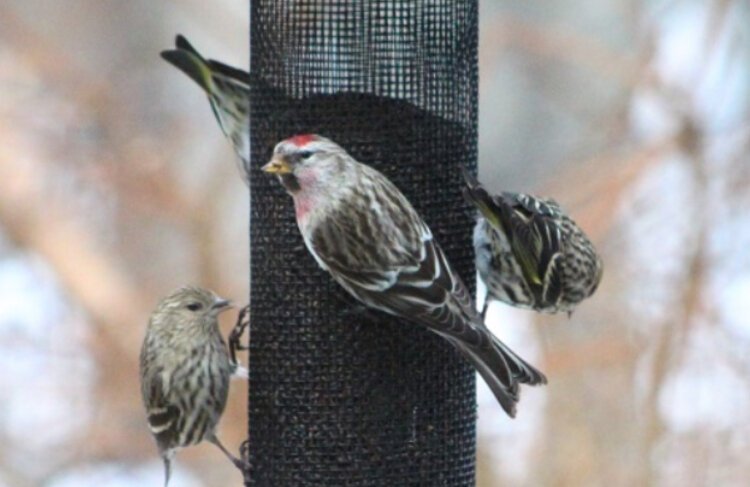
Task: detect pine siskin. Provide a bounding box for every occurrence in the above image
[161,35,250,182]
[262,134,546,418]
[463,171,603,319]
[140,286,245,486]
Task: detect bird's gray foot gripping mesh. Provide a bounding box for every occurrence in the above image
[247,1,478,485]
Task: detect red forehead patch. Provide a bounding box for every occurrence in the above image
[288,134,316,147]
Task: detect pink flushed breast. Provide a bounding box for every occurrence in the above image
[294,195,313,223]
[292,168,320,223]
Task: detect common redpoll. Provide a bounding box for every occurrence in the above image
[161,35,250,181]
[262,134,547,417]
[140,286,245,486]
[463,171,603,319]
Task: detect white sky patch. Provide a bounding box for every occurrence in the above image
[648,0,750,132]
[0,253,94,471]
[652,2,709,92]
[616,155,698,326]
[659,327,749,432]
[721,278,750,340]
[0,256,66,333]
[45,461,203,487]
[476,285,546,484]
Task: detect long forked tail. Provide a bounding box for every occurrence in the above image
[489,334,547,386]
[449,327,547,418]
[161,35,250,93]
[461,168,513,233]
[160,35,213,93]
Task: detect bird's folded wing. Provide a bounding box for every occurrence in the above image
[501,196,564,304]
[143,372,181,450]
[319,223,489,350]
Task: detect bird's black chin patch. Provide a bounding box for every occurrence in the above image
[280,173,300,192]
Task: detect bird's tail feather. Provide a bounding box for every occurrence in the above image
[489,335,547,386]
[162,454,172,487]
[461,168,511,231]
[161,35,213,93]
[452,340,520,417]
[448,326,547,418]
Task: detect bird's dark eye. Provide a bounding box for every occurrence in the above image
[298,150,314,160]
[186,302,203,311]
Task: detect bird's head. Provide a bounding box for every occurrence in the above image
[262,134,351,194]
[152,286,232,330]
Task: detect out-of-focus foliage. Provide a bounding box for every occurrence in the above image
[0,1,748,486]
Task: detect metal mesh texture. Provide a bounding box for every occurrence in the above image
[247,2,478,485]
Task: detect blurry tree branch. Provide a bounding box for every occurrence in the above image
[0,130,149,353]
[480,15,644,92]
[0,7,249,479]
[544,137,678,240]
[0,124,159,460]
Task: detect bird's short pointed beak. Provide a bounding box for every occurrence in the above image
[212,298,232,311]
[261,156,292,174]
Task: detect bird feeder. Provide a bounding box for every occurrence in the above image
[246,1,479,484]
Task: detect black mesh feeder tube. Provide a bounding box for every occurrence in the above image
[247,1,479,485]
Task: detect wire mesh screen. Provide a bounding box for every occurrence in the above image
[248,1,478,485]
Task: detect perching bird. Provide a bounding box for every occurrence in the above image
[262,134,547,417]
[140,286,245,486]
[463,171,603,319]
[160,35,250,181]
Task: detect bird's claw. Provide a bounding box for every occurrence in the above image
[240,439,251,462]
[232,456,251,471]
[229,305,250,364]
[238,439,252,482]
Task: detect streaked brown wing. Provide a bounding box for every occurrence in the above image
[143,371,181,452]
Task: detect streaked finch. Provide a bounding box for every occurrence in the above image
[262,134,547,417]
[140,286,245,486]
[463,171,603,318]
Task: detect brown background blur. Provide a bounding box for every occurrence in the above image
[1,1,748,486]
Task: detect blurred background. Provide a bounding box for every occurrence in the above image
[0,0,748,486]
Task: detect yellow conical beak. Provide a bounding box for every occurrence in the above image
[261,156,292,174]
